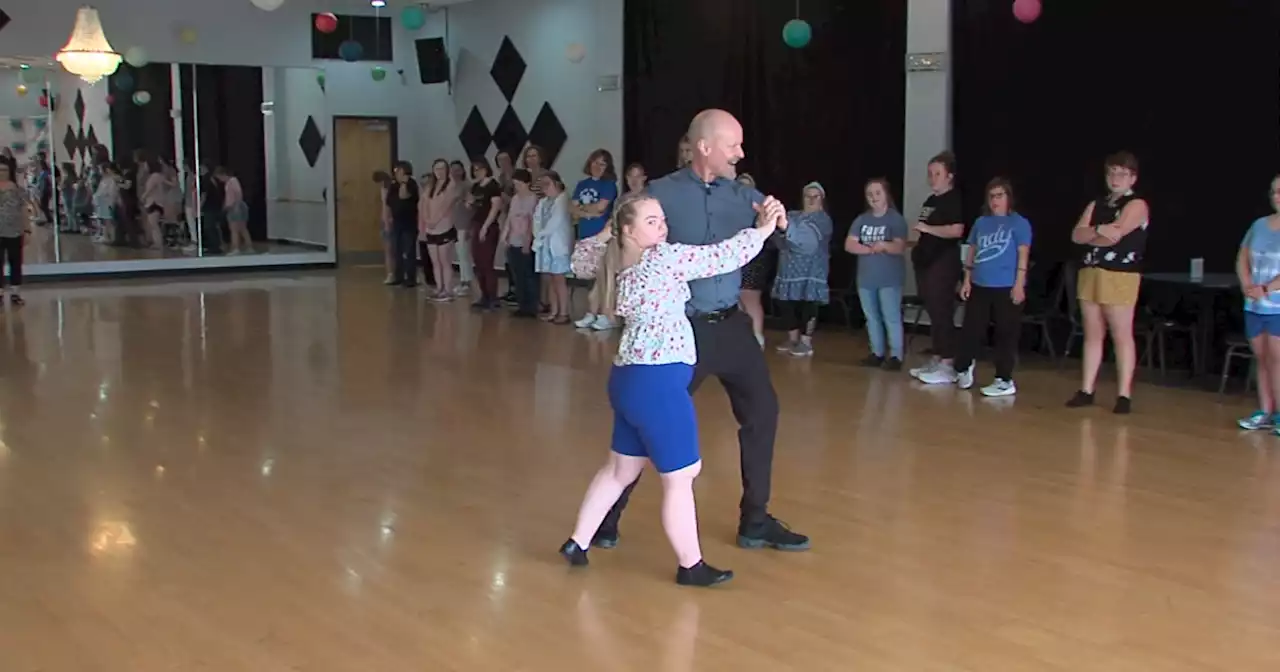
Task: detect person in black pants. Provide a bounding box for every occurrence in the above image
[386,161,420,287]
[592,109,813,552]
[908,151,966,382]
[924,177,1032,396]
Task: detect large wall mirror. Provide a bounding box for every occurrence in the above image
[21,61,332,278]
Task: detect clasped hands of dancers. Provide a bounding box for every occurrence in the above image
[559,109,811,588]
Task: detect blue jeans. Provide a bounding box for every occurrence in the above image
[858,286,904,359]
[505,245,538,313]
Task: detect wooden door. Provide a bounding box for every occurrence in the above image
[334,117,394,255]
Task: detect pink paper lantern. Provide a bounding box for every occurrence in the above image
[1013,0,1041,23]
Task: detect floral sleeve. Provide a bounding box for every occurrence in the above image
[662,228,766,281]
[571,237,609,279]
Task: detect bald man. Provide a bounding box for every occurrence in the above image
[594,110,816,552]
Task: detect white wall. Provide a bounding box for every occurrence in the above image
[404,0,624,175]
[263,67,331,246]
[0,70,51,119]
[49,70,112,169]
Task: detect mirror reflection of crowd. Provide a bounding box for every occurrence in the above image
[39,144,254,257]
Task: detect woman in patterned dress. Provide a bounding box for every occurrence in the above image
[558,194,782,587]
[773,182,834,357]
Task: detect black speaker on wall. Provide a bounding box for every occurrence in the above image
[415,37,449,84]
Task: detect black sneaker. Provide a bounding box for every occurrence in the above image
[882,357,903,371]
[1113,396,1132,415]
[859,354,884,367]
[737,516,810,551]
[559,539,589,566]
[675,560,733,587]
[591,532,618,549]
[1065,390,1095,408]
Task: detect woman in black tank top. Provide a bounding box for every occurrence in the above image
[1066,151,1150,414]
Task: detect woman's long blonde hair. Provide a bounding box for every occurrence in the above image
[590,193,649,318]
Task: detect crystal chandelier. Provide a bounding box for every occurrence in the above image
[55,6,122,84]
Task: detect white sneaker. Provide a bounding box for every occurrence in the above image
[453,283,471,297]
[981,379,1017,397]
[909,357,940,379]
[917,363,958,385]
[590,314,616,330]
[574,313,598,329]
[956,362,975,390]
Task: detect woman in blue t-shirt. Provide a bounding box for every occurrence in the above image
[918,177,1031,396]
[571,149,620,330]
[1235,175,1280,432]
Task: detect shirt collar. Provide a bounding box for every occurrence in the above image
[679,167,733,189]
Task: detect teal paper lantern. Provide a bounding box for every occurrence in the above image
[782,19,812,48]
[19,66,41,86]
[338,40,363,62]
[401,5,426,31]
[371,66,387,82]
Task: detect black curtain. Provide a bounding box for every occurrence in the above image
[108,63,175,164]
[624,0,907,287]
[186,65,267,240]
[953,0,1280,272]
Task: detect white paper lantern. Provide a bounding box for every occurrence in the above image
[566,43,586,63]
[250,0,287,10]
[124,46,149,67]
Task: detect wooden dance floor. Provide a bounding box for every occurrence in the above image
[1,270,1278,671]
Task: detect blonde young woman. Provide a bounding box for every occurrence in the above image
[560,194,780,587]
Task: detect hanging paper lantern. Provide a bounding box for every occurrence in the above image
[782,19,812,48]
[19,67,41,86]
[124,46,149,67]
[105,93,114,105]
[179,28,199,44]
[249,0,287,10]
[132,91,151,105]
[566,43,586,63]
[371,66,387,82]
[338,40,363,62]
[37,94,48,108]
[316,71,326,89]
[1012,0,1041,23]
[114,69,135,92]
[315,12,339,34]
[401,5,426,31]
[16,84,28,97]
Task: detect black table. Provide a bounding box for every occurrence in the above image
[1143,272,1238,377]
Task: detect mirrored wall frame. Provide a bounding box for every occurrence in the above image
[24,62,334,279]
[0,60,61,271]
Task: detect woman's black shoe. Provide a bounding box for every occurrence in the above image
[675,560,733,587]
[559,539,589,566]
[859,354,884,368]
[1065,390,1095,408]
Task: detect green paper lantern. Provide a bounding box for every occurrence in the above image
[19,67,41,85]
[782,19,812,48]
[371,66,387,82]
[401,6,426,31]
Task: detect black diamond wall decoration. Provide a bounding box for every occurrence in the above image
[61,126,79,159]
[298,116,324,168]
[85,126,99,152]
[528,103,567,168]
[491,105,527,158]
[490,36,526,103]
[73,90,86,124]
[458,106,492,160]
[0,10,10,33]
